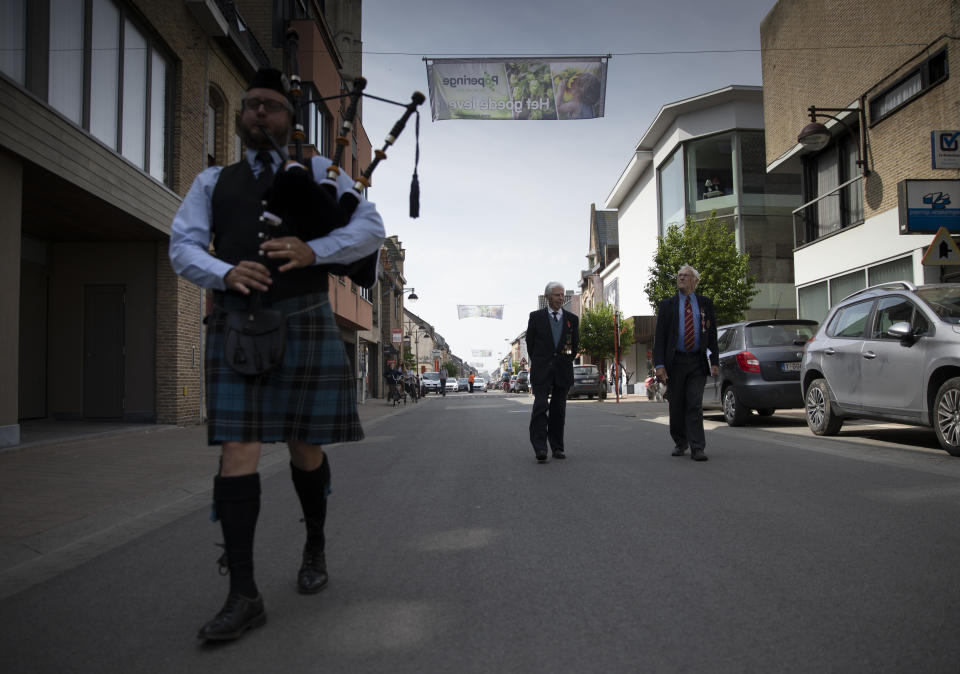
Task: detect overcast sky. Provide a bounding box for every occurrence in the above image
[358,0,778,372]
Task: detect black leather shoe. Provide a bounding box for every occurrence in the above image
[535,451,548,463]
[197,593,266,641]
[297,548,329,594]
[552,451,566,459]
[691,449,708,461]
[671,447,687,457]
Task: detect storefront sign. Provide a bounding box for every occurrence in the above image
[898,179,960,234]
[931,130,960,169]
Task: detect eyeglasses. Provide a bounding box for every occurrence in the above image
[242,97,291,114]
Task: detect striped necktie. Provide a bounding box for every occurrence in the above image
[683,295,695,351]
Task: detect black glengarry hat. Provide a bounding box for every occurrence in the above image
[247,67,293,104]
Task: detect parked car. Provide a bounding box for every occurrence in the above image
[569,364,604,399]
[473,377,486,392]
[801,281,960,455]
[514,370,530,393]
[509,375,518,392]
[702,319,819,425]
[445,377,459,393]
[421,371,442,394]
[457,377,469,391]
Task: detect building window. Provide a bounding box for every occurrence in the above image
[304,83,333,157]
[657,147,684,233]
[685,132,736,218]
[14,0,172,185]
[868,256,913,286]
[797,127,864,246]
[798,281,828,323]
[48,0,85,124]
[830,270,866,306]
[207,86,225,167]
[1,1,26,84]
[870,48,948,123]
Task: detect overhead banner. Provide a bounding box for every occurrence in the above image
[426,57,608,121]
[472,349,492,357]
[457,305,504,319]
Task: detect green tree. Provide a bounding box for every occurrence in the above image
[402,346,416,369]
[443,361,458,377]
[644,213,759,324]
[579,303,634,362]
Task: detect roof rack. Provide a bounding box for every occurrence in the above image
[839,280,916,304]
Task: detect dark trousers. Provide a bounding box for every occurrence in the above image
[668,353,707,451]
[529,384,568,455]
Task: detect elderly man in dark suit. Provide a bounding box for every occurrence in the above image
[653,265,719,461]
[526,282,579,463]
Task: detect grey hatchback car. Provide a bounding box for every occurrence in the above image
[703,319,819,426]
[801,282,960,455]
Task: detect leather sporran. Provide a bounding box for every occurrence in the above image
[222,308,287,376]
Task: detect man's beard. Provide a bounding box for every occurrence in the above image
[240,121,291,152]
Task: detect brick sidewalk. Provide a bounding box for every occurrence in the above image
[0,395,429,599]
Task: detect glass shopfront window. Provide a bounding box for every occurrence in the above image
[658,148,684,233]
[830,270,866,306]
[798,282,828,323]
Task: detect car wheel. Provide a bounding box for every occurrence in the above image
[722,387,750,426]
[757,408,775,416]
[805,378,843,436]
[934,377,960,456]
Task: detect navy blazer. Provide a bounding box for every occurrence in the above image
[525,308,579,389]
[652,293,720,376]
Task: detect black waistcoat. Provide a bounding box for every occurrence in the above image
[211,160,328,301]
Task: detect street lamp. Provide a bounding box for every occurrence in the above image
[401,288,419,301]
[797,104,869,176]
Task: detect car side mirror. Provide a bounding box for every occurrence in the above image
[887,321,915,344]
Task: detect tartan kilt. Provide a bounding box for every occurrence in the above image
[205,292,363,446]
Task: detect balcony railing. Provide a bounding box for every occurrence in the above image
[792,174,864,248]
[212,0,272,71]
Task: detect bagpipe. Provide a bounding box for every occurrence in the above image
[257,27,424,289]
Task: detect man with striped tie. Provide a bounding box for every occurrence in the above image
[652,265,719,461]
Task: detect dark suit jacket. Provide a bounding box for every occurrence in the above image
[526,308,579,389]
[653,293,720,376]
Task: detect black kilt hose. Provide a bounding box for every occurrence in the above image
[205,292,363,446]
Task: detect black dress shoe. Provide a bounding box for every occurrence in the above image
[535,451,548,463]
[552,451,566,459]
[297,548,329,594]
[197,593,266,641]
[691,449,709,461]
[671,447,687,457]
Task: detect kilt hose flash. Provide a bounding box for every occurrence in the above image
[205,292,364,446]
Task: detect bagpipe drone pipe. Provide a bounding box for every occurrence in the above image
[256,28,424,289]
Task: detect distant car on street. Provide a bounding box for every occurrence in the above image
[457,377,469,391]
[569,364,604,399]
[702,319,819,426]
[514,370,530,393]
[473,377,486,392]
[509,375,518,392]
[445,377,459,393]
[421,371,442,395]
[801,281,960,455]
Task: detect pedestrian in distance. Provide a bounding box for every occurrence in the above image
[439,368,447,396]
[526,282,579,463]
[468,372,475,393]
[652,264,719,462]
[169,67,385,642]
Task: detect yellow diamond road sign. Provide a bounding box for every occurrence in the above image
[921,227,960,266]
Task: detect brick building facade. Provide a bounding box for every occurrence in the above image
[0,0,375,447]
[761,0,960,320]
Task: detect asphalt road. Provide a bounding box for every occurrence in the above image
[4,392,960,673]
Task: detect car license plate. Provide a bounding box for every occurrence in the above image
[781,361,801,372]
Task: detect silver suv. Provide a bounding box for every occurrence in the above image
[801,282,960,455]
